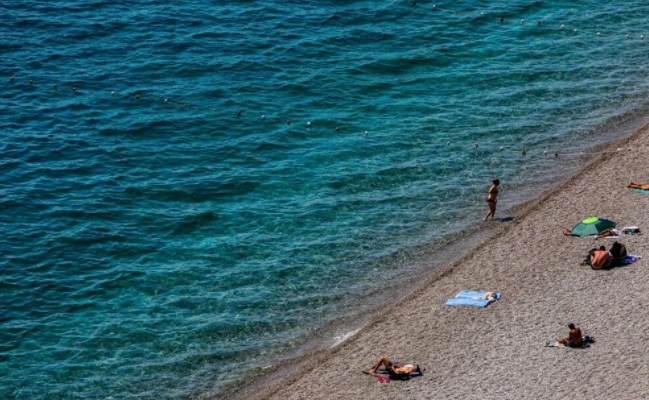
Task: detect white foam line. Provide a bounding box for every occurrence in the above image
[331,328,362,348]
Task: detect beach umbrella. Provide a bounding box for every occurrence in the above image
[571,217,616,236]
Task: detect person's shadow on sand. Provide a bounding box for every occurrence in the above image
[497,216,514,222]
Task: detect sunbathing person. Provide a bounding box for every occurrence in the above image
[628,182,649,190]
[596,228,620,239]
[588,246,612,270]
[558,323,583,348]
[368,357,420,376]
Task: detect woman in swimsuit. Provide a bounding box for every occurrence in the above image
[368,357,420,376]
[484,179,500,221]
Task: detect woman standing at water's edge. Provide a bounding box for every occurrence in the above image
[484,179,500,220]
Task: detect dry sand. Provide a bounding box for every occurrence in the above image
[229,127,649,400]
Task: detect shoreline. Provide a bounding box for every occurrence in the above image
[218,216,494,400]
[219,121,649,400]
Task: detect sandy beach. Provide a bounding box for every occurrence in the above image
[225,126,649,400]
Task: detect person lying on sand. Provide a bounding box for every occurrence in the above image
[367,357,420,376]
[484,291,498,301]
[558,323,583,348]
[627,182,649,190]
[596,228,620,239]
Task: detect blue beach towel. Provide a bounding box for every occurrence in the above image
[446,290,501,308]
[635,189,649,195]
[620,254,642,265]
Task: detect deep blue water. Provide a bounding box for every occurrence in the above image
[3,1,649,398]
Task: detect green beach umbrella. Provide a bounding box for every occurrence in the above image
[571,217,616,237]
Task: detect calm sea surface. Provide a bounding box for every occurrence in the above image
[3,1,649,398]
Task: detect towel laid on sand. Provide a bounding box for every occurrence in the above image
[545,336,595,349]
[620,254,642,265]
[446,290,501,307]
[544,341,591,349]
[635,188,649,194]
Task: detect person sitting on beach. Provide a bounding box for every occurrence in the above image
[627,182,649,190]
[558,323,583,348]
[609,241,628,265]
[588,246,612,270]
[368,357,420,377]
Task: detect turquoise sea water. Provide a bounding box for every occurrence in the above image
[3,1,649,398]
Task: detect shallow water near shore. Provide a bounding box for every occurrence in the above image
[4,1,649,398]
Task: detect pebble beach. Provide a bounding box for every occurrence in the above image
[230,126,649,400]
